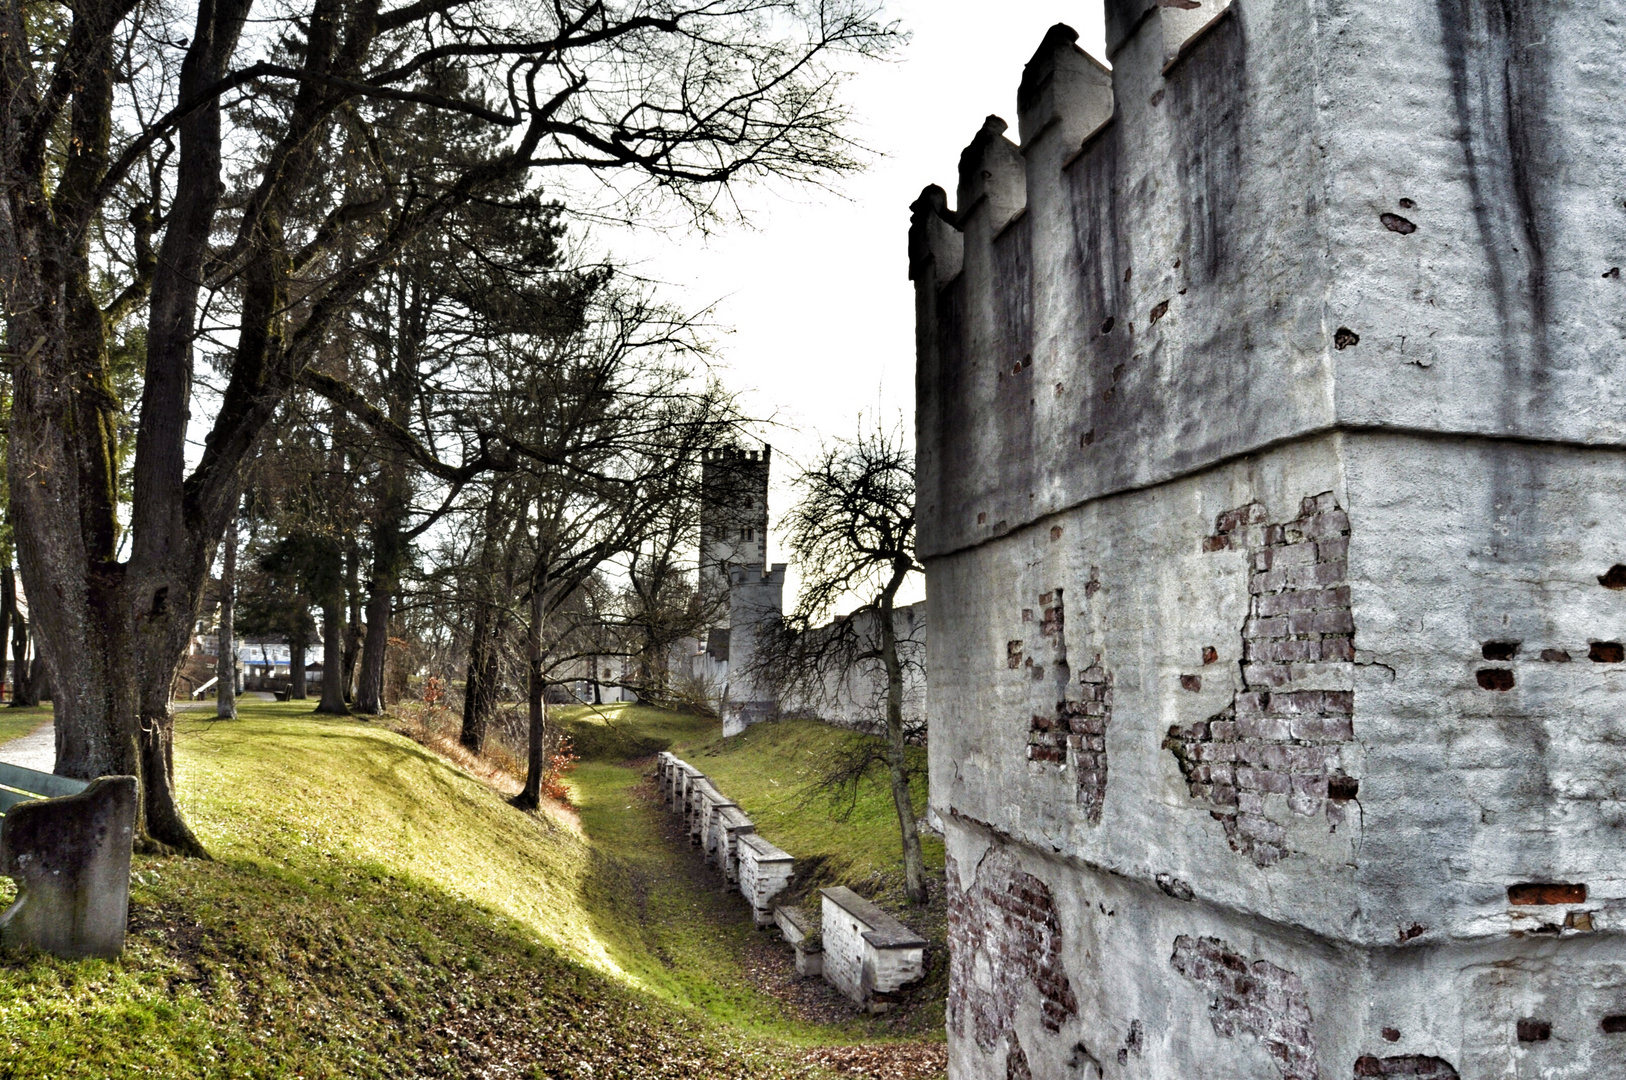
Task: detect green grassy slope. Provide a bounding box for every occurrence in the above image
[551,705,943,896]
[0,701,882,1078]
[0,704,50,746]
[551,706,948,1035]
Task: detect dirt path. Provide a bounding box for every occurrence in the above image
[623,769,948,1080]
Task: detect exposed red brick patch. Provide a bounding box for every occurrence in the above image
[1020,586,1111,822]
[1171,935,1318,1080]
[1355,1055,1457,1078]
[1590,641,1624,663]
[1005,1044,1032,1080]
[947,852,1078,1051]
[1507,883,1586,905]
[1168,494,1358,865]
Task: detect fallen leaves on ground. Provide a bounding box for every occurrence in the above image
[798,1042,948,1080]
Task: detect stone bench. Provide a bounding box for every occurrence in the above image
[696,784,738,863]
[773,903,823,977]
[673,763,704,822]
[0,763,135,958]
[818,886,926,1012]
[687,778,722,845]
[712,804,755,881]
[654,752,675,804]
[736,832,794,925]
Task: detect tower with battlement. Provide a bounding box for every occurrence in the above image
[689,444,783,734]
[913,3,1626,1078]
[699,445,771,636]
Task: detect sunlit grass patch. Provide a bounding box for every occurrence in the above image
[0,701,847,1077]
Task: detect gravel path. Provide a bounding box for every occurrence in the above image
[0,694,277,774]
[0,721,53,772]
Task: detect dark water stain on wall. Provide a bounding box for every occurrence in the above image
[1436,0,1553,414]
[1168,11,1247,284]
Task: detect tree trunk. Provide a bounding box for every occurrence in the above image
[9,599,33,708]
[460,600,502,753]
[343,544,361,703]
[216,510,238,719]
[879,591,927,905]
[290,633,307,700]
[355,581,390,714]
[316,597,349,714]
[0,566,14,705]
[515,573,547,810]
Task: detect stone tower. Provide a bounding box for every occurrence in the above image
[698,445,771,637]
[695,444,783,734]
[911,3,1626,1078]
[722,561,787,737]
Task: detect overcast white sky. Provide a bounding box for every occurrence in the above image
[614,2,1109,602]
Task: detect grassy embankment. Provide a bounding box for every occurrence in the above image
[0,699,935,1078]
[0,703,50,746]
[551,704,948,1033]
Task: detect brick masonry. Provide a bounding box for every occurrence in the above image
[1020,586,1112,822]
[947,851,1078,1051]
[1004,1044,1032,1080]
[1164,494,1359,865]
[1171,935,1318,1080]
[1354,1056,1459,1078]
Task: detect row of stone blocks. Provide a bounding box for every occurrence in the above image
[654,752,793,925]
[653,751,928,1012]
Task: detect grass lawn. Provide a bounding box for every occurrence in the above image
[0,704,51,747]
[551,705,948,1035]
[551,704,943,900]
[0,700,934,1078]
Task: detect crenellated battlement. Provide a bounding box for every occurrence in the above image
[913,0,1626,562]
[1106,0,1234,66]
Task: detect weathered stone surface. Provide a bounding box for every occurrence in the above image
[735,832,794,925]
[913,0,1626,1076]
[773,903,824,977]
[819,886,926,1011]
[0,774,135,959]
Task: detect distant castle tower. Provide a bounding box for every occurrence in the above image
[695,444,784,735]
[699,445,771,623]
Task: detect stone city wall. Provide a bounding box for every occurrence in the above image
[911,1,1626,1077]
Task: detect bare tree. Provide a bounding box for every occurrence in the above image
[482,291,741,809]
[216,498,240,718]
[0,0,894,851]
[748,422,928,904]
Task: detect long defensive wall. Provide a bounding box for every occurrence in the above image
[911,1,1626,1076]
